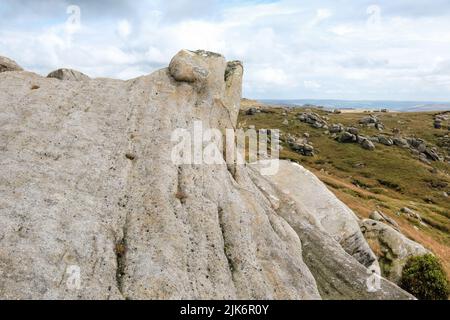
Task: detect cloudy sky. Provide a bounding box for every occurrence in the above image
[1,0,450,101]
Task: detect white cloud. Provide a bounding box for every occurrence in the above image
[117,19,132,38]
[303,80,321,89]
[0,0,450,101]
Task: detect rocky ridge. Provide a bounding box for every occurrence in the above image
[0,51,418,299]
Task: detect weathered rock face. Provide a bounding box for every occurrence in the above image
[47,68,90,81]
[360,219,429,284]
[0,50,413,300]
[0,56,23,73]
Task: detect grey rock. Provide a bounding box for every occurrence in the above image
[361,139,376,151]
[378,136,394,146]
[360,219,429,283]
[400,207,422,221]
[393,137,409,148]
[329,124,343,133]
[359,115,379,125]
[375,123,385,131]
[419,153,431,164]
[424,148,442,162]
[346,127,359,135]
[290,141,314,156]
[339,132,357,143]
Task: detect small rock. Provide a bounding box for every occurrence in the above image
[361,139,375,150]
[393,137,409,148]
[246,107,257,116]
[378,136,394,146]
[346,127,359,135]
[400,207,422,221]
[339,132,357,143]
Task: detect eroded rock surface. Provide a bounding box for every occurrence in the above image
[0,50,413,300]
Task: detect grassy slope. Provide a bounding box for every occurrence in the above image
[238,104,450,276]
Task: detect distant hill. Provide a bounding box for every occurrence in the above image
[257,99,450,112]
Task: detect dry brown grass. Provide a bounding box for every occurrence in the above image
[238,102,450,279]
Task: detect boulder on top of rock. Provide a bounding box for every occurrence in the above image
[169,49,226,88]
[47,68,90,81]
[0,56,23,73]
[360,219,429,283]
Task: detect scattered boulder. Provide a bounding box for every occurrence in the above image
[339,132,357,143]
[298,112,328,129]
[400,207,422,222]
[359,115,379,125]
[419,153,431,164]
[407,137,444,162]
[424,148,443,162]
[393,137,409,148]
[361,139,376,151]
[378,136,394,146]
[360,219,429,283]
[289,140,315,156]
[0,56,23,73]
[329,124,344,133]
[359,114,384,130]
[346,127,359,135]
[47,68,90,81]
[246,107,257,116]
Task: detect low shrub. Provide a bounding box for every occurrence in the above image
[399,254,449,300]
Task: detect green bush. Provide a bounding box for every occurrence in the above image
[400,254,449,300]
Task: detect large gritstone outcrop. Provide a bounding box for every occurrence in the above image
[0,51,413,300]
